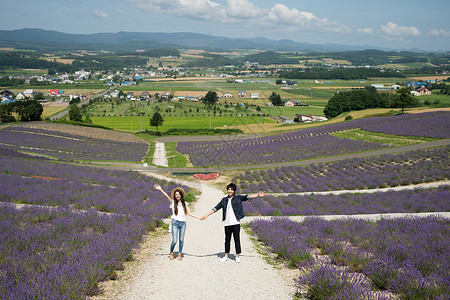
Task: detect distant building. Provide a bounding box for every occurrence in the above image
[238,90,246,98]
[414,87,431,96]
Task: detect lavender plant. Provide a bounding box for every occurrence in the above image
[243,187,450,216]
[176,111,449,167]
[248,216,450,299]
[0,126,148,162]
[236,146,449,193]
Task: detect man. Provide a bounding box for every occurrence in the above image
[201,183,266,263]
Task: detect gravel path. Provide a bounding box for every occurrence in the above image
[97,172,449,300]
[109,179,296,300]
[152,143,168,167]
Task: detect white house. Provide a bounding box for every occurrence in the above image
[250,93,259,99]
[222,92,233,98]
[15,92,27,100]
[284,100,296,107]
[23,89,35,98]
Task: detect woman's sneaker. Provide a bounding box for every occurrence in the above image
[236,256,241,263]
[220,256,228,262]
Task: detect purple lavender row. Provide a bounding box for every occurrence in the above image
[176,111,449,167]
[0,156,186,217]
[177,134,389,166]
[0,205,150,299]
[0,127,148,162]
[248,216,450,298]
[0,153,157,188]
[236,146,449,193]
[362,111,450,138]
[243,187,450,216]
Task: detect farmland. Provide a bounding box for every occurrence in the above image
[0,109,449,299]
[1,47,450,298]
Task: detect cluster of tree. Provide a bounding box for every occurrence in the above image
[202,91,218,108]
[323,87,418,118]
[430,82,450,95]
[269,92,282,106]
[0,100,43,122]
[280,67,405,80]
[243,51,299,65]
[68,104,92,123]
[306,49,446,66]
[0,76,25,86]
[71,55,147,70]
[144,49,180,58]
[0,52,59,69]
[184,54,234,68]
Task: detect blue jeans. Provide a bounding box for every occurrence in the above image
[170,220,186,253]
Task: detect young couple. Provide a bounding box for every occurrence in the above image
[154,183,266,263]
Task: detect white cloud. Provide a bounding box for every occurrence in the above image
[430,29,450,37]
[94,9,109,18]
[265,4,351,33]
[127,0,226,21]
[124,0,388,37]
[380,22,421,39]
[226,0,265,19]
[357,27,373,35]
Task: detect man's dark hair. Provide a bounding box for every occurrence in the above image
[227,183,237,192]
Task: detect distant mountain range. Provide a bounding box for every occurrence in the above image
[0,28,425,53]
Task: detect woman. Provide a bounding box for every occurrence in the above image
[201,183,265,263]
[154,183,200,260]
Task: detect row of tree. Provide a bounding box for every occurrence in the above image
[323,87,418,118]
[0,100,43,122]
[280,67,405,80]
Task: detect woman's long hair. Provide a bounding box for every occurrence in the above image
[173,191,187,215]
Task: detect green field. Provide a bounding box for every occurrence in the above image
[91,115,273,131]
[260,106,325,118]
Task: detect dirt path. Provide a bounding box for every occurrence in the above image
[93,171,449,300]
[105,179,296,300]
[152,143,168,167]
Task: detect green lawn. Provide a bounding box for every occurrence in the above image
[260,106,325,118]
[91,115,273,131]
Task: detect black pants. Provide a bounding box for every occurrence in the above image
[224,224,241,254]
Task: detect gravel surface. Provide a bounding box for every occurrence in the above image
[101,178,297,300]
[152,143,168,167]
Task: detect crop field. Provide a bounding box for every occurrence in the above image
[0,125,149,162]
[42,106,67,118]
[0,147,188,299]
[235,146,449,193]
[176,111,449,167]
[244,187,449,216]
[92,115,272,132]
[248,217,449,299]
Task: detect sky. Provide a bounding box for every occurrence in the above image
[3,0,450,51]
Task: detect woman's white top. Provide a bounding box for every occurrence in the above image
[224,197,239,226]
[170,201,189,222]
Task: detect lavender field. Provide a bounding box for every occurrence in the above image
[176,111,449,167]
[243,186,450,216]
[235,146,449,193]
[248,216,450,299]
[0,148,186,299]
[0,126,149,162]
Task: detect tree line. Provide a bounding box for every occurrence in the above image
[0,100,43,122]
[280,67,405,80]
[323,87,418,118]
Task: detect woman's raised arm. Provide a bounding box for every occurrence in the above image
[154,183,172,203]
